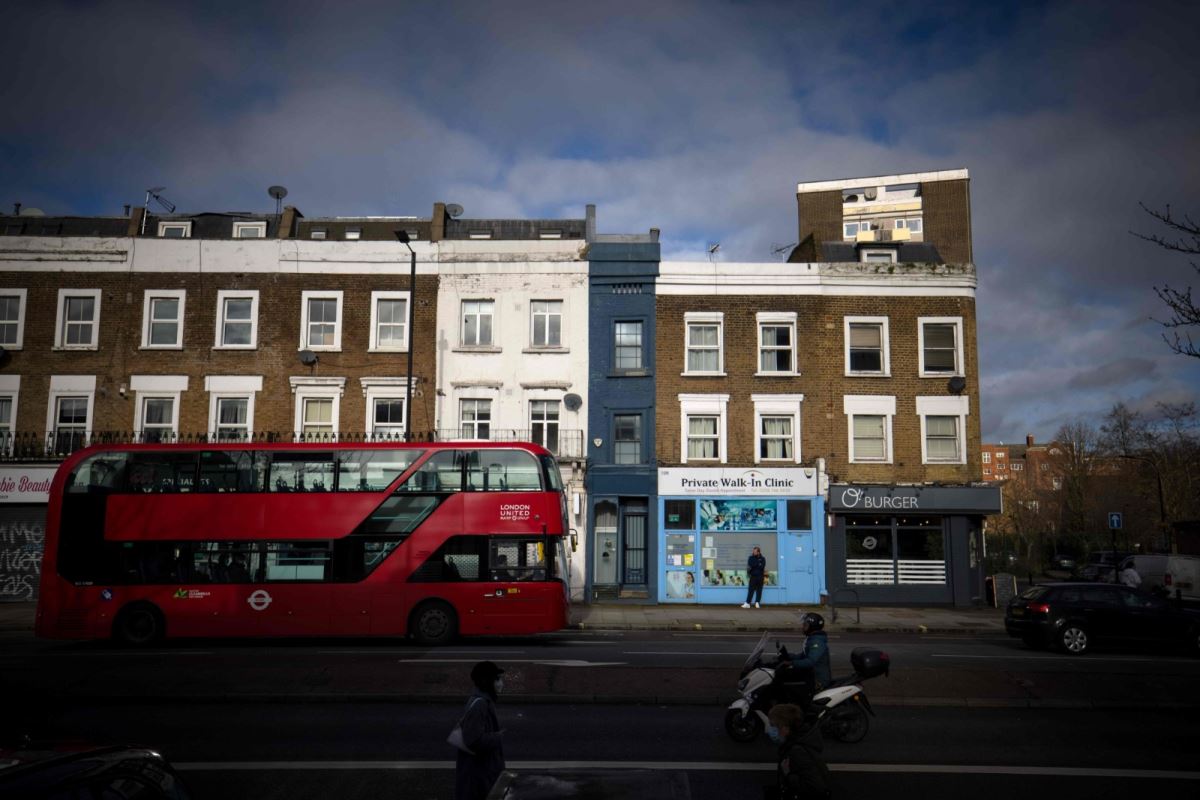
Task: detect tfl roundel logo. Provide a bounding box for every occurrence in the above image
[246,590,273,612]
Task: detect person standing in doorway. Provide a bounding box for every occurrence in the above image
[453,660,507,800]
[743,545,767,609]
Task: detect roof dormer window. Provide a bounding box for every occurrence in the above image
[469,230,492,239]
[345,228,361,240]
[233,221,266,238]
[157,221,191,238]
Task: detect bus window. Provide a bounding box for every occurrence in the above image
[127,452,199,493]
[265,542,331,581]
[396,450,462,492]
[540,455,563,491]
[491,537,548,581]
[336,449,422,492]
[191,542,261,583]
[331,538,401,581]
[466,450,542,491]
[66,452,129,493]
[409,535,484,582]
[269,452,336,492]
[198,450,265,492]
[356,494,441,535]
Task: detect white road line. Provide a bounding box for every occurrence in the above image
[172,760,1200,780]
[396,659,627,667]
[931,653,1189,663]
[55,651,216,657]
[623,651,745,656]
[318,649,528,655]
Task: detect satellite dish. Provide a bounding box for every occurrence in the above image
[563,393,582,412]
[947,376,966,394]
[864,187,878,200]
[298,350,319,366]
[844,194,858,203]
[18,207,45,217]
[268,185,288,201]
[445,203,464,218]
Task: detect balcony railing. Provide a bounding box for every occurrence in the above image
[0,429,586,462]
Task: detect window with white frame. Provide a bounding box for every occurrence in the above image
[290,377,345,442]
[205,375,262,441]
[684,312,723,374]
[679,394,729,464]
[1011,462,1023,472]
[982,451,991,464]
[46,375,96,455]
[916,395,969,465]
[896,217,923,233]
[752,394,803,463]
[215,290,259,348]
[614,320,644,370]
[369,291,410,351]
[54,289,101,349]
[157,221,191,238]
[461,300,494,347]
[0,375,18,452]
[844,316,889,375]
[530,300,563,348]
[310,228,327,240]
[918,317,964,376]
[530,399,560,453]
[344,228,361,240]
[860,249,897,263]
[132,375,187,444]
[613,414,642,464]
[460,399,491,439]
[0,289,27,348]
[757,312,797,374]
[141,290,186,348]
[844,395,896,463]
[996,451,1005,459]
[233,221,266,238]
[360,377,411,439]
[300,291,344,351]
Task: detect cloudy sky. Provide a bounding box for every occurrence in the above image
[2,0,1197,443]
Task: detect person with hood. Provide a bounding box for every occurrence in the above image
[742,546,767,608]
[453,660,506,800]
[766,703,831,799]
[774,612,832,703]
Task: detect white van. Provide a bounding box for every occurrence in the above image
[1164,555,1200,602]
[1120,555,1167,591]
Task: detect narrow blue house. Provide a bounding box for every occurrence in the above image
[585,224,660,601]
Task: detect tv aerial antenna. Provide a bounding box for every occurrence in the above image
[141,187,176,235]
[268,185,288,216]
[707,242,720,263]
[771,242,797,261]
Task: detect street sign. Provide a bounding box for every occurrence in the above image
[1108,512,1123,530]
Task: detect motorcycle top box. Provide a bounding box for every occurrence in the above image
[850,647,890,680]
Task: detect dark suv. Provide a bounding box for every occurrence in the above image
[0,744,191,799]
[1005,582,1200,655]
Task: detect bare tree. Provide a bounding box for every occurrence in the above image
[1133,203,1200,358]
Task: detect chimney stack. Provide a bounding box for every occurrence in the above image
[123,204,131,217]
[1026,434,1035,447]
[12,203,20,215]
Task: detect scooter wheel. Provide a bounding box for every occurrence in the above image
[822,698,870,743]
[724,708,763,742]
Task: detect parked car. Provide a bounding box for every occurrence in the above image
[1164,554,1200,603]
[1051,553,1076,571]
[1078,550,1131,582]
[1005,582,1200,655]
[0,743,191,799]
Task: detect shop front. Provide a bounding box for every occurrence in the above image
[657,467,824,605]
[827,484,1002,607]
[0,464,55,603]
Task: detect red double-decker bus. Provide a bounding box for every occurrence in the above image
[35,441,570,645]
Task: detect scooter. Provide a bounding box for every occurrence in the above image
[724,631,890,744]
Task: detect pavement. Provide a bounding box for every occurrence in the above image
[0,600,1007,635]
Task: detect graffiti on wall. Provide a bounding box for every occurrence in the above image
[1,515,45,602]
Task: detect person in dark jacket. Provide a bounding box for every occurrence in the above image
[784,612,832,688]
[766,703,831,799]
[743,546,767,608]
[454,660,506,800]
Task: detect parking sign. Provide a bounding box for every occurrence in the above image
[1108,512,1123,530]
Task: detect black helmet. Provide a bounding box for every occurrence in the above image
[800,612,825,633]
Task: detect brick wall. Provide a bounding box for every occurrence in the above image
[0,271,439,436]
[796,190,843,258]
[920,179,972,264]
[655,292,982,484]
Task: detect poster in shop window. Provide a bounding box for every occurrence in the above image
[699,499,776,531]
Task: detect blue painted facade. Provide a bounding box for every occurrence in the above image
[586,241,660,601]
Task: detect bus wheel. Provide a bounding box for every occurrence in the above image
[114,602,164,646]
[410,601,457,646]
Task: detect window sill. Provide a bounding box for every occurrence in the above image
[681,371,726,377]
[140,345,184,351]
[299,347,342,353]
[609,370,650,378]
[845,371,890,378]
[52,345,99,351]
[454,346,502,354]
[212,346,258,351]
[368,347,410,354]
[523,347,570,354]
[919,372,963,379]
[849,460,893,465]
[754,371,801,377]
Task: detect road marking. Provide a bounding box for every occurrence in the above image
[173,760,1200,780]
[396,659,627,667]
[623,651,747,656]
[55,651,216,657]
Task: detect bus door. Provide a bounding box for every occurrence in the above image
[251,542,333,636]
[180,542,261,638]
[482,537,552,631]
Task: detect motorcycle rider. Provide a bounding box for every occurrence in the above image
[775,612,832,700]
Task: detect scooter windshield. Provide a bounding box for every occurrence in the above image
[744,630,770,670]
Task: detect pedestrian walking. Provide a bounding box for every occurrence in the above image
[451,660,506,800]
[765,703,831,799]
[1120,562,1141,589]
[743,546,767,608]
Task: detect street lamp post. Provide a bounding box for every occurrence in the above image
[396,231,416,441]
